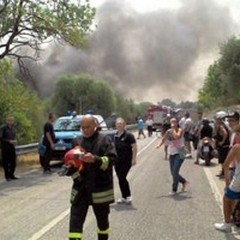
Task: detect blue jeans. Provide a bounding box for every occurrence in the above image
[169,154,186,192]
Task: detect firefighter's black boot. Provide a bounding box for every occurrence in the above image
[98,233,108,240]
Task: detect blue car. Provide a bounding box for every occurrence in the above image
[38,114,114,165]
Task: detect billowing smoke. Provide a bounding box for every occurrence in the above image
[22,0,239,103]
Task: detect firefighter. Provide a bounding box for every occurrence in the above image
[65,114,117,240]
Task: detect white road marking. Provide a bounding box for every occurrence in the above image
[203,167,223,210]
[28,209,70,240]
[137,137,157,156]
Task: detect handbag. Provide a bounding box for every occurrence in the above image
[178,146,188,159]
[38,144,46,156]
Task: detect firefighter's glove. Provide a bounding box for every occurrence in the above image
[58,165,79,178]
[71,175,84,205]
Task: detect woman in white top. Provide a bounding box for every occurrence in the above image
[156,118,189,195]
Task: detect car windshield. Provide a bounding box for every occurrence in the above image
[54,117,81,131]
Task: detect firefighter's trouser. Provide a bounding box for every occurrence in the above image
[69,195,110,240]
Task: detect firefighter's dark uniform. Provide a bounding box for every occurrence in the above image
[68,131,117,240]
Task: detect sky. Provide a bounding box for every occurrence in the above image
[28,0,240,104]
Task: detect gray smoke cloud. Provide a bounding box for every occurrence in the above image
[25,0,239,103]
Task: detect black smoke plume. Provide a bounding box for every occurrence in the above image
[18,0,238,103]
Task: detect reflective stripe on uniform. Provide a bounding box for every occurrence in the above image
[100,156,109,171]
[97,227,111,234]
[92,189,114,204]
[71,171,80,180]
[68,232,82,239]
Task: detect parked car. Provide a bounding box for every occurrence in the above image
[38,114,115,166]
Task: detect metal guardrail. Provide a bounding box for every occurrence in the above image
[15,124,137,156]
[15,143,39,155]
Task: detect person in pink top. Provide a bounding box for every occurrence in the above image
[156,117,189,195]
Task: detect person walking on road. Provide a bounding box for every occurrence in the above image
[114,117,137,205]
[42,113,56,174]
[0,116,18,181]
[137,117,146,139]
[65,115,117,240]
[145,116,154,137]
[156,117,189,195]
[182,112,194,158]
[192,111,203,150]
[214,124,240,232]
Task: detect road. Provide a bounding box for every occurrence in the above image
[0,134,240,240]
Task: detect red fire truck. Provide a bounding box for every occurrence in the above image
[146,104,172,132]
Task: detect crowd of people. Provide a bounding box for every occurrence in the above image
[155,109,240,233]
[2,109,240,238]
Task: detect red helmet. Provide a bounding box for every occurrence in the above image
[64,146,85,171]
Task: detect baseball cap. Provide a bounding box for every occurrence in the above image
[226,111,240,121]
[215,111,227,119]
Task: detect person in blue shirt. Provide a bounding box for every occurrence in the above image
[137,117,146,139]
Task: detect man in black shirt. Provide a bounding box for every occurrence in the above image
[0,116,18,181]
[43,113,56,173]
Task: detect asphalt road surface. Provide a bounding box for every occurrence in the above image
[0,134,240,240]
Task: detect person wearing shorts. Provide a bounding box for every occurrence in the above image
[214,125,240,232]
[214,117,230,178]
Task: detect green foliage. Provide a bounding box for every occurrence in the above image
[161,99,177,108]
[198,35,240,109]
[219,36,240,102]
[52,74,116,118]
[52,74,150,124]
[0,59,45,144]
[86,81,116,118]
[0,0,96,59]
[198,62,223,108]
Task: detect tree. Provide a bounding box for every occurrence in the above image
[198,36,240,109]
[52,74,115,118]
[218,36,240,103]
[0,58,45,144]
[160,98,177,108]
[0,0,95,72]
[198,62,224,109]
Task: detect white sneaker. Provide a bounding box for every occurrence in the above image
[117,198,126,204]
[185,153,192,158]
[168,191,177,196]
[125,196,132,205]
[214,222,232,232]
[117,197,132,205]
